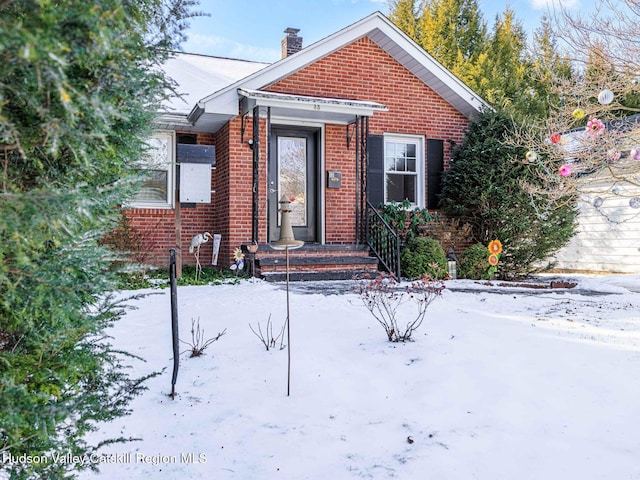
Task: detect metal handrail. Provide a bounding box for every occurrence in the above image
[366,201,401,279]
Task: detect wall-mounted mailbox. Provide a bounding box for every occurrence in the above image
[177,144,215,204]
[180,163,211,203]
[327,171,342,189]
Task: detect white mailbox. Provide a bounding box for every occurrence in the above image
[177,144,216,204]
[180,163,211,203]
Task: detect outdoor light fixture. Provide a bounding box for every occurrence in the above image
[269,195,304,396]
[446,247,457,280]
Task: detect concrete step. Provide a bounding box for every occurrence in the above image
[257,255,379,268]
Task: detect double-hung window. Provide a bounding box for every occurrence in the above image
[131,131,175,208]
[384,135,424,208]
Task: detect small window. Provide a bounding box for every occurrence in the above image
[384,135,424,208]
[130,131,175,208]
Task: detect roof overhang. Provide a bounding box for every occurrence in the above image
[155,112,193,130]
[192,12,488,128]
[238,88,387,124]
[154,109,236,133]
[180,11,489,133]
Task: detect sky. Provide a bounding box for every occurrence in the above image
[181,0,585,63]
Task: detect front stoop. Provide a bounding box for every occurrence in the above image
[247,244,380,282]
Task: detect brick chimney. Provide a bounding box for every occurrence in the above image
[281,28,302,58]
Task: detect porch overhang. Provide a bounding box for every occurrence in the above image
[238,88,388,124]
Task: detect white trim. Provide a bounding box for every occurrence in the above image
[269,118,325,129]
[238,88,387,117]
[269,114,354,126]
[383,133,425,209]
[268,121,326,244]
[129,130,176,209]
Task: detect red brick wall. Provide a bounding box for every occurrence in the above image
[324,124,357,243]
[209,116,268,268]
[125,131,217,268]
[126,36,471,268]
[266,37,469,243]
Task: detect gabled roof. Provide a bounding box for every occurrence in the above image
[161,11,489,132]
[157,53,268,130]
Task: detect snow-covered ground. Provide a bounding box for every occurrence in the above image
[80,274,640,480]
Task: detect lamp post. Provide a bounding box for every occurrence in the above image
[269,195,304,396]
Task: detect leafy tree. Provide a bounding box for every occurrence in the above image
[439,109,577,279]
[511,0,640,219]
[0,0,196,478]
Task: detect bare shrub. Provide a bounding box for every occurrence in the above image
[354,273,444,342]
[249,314,286,351]
[180,317,226,357]
[100,211,161,285]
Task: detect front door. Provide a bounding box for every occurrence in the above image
[268,126,318,242]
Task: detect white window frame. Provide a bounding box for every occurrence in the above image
[383,133,425,208]
[130,130,175,209]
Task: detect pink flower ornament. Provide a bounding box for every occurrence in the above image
[585,117,605,137]
[607,149,621,162]
[559,164,572,177]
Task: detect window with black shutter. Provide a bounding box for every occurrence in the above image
[367,134,429,209]
[366,134,384,207]
[426,139,444,210]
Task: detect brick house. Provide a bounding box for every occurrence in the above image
[126,12,487,280]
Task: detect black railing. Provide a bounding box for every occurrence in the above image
[354,116,369,244]
[366,201,401,279]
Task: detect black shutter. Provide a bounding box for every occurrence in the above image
[427,139,444,210]
[367,134,384,207]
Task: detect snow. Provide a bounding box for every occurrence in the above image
[79,275,640,479]
[161,53,268,114]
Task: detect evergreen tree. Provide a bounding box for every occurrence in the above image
[418,0,487,88]
[525,15,575,120]
[0,1,196,478]
[387,0,419,40]
[479,7,530,117]
[439,109,577,279]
